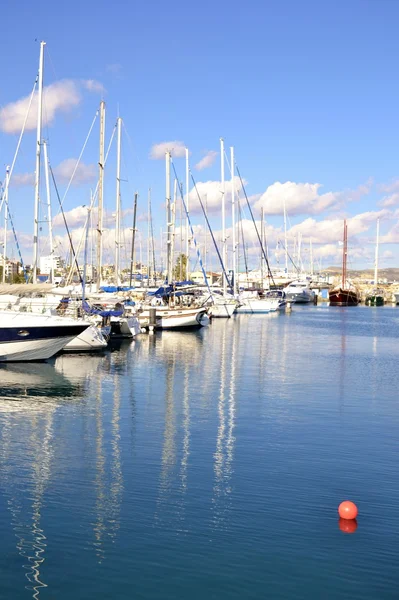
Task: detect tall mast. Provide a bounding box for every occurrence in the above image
[129,192,138,287]
[374,217,380,285]
[147,188,151,286]
[220,138,226,293]
[43,141,54,284]
[283,196,288,274]
[165,151,171,284]
[231,146,236,294]
[342,220,347,287]
[97,100,105,289]
[310,238,313,277]
[185,148,190,277]
[180,183,183,280]
[33,40,45,284]
[171,178,177,280]
[115,116,122,285]
[3,166,9,283]
[260,206,264,289]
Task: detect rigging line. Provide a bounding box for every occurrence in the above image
[60,122,117,284]
[0,76,38,214]
[235,165,276,287]
[59,109,99,208]
[189,170,233,292]
[0,183,28,282]
[278,239,299,273]
[49,165,83,285]
[149,190,156,277]
[238,198,250,289]
[170,160,212,298]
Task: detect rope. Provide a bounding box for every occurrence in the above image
[171,160,212,299]
[236,165,276,288]
[189,171,233,292]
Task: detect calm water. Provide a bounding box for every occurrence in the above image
[1,306,399,599]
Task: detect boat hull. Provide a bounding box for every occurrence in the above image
[0,314,89,362]
[365,295,384,307]
[209,302,236,318]
[62,324,108,351]
[139,307,209,329]
[329,289,360,306]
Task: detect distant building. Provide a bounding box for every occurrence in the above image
[39,255,62,275]
[4,259,20,279]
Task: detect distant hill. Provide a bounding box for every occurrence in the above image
[325,266,399,281]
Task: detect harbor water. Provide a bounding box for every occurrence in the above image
[1,306,399,599]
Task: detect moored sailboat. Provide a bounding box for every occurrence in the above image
[329,221,360,306]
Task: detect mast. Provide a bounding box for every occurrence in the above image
[3,166,9,283]
[180,183,183,280]
[43,141,54,284]
[165,151,172,283]
[231,146,236,295]
[220,137,226,293]
[129,192,138,287]
[171,178,177,280]
[147,188,151,286]
[374,217,380,286]
[260,206,264,289]
[342,220,347,287]
[185,148,190,277]
[283,196,288,274]
[310,238,313,277]
[115,116,122,285]
[97,100,105,289]
[33,40,45,284]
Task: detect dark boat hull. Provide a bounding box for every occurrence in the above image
[365,295,384,306]
[329,288,360,306]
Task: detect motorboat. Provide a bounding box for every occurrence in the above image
[283,280,315,304]
[0,311,90,362]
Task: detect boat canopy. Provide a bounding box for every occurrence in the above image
[82,300,123,318]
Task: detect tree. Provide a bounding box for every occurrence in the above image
[173,253,188,281]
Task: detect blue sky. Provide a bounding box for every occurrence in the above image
[1,0,399,272]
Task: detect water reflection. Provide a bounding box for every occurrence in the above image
[0,394,56,598]
[212,322,237,525]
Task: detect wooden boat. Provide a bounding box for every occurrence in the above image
[329,221,360,306]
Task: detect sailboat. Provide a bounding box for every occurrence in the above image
[365,218,384,306]
[329,220,360,306]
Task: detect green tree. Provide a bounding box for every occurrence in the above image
[173,253,188,281]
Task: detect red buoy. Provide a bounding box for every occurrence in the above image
[338,501,358,520]
[339,518,358,534]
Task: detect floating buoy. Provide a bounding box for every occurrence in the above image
[338,501,358,520]
[339,518,358,534]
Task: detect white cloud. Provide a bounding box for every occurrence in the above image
[188,176,244,214]
[287,210,389,245]
[150,141,187,159]
[10,172,35,187]
[195,150,218,171]
[379,193,399,208]
[10,159,96,189]
[0,79,81,134]
[82,79,105,94]
[254,181,340,216]
[53,205,94,228]
[253,179,372,217]
[54,158,97,185]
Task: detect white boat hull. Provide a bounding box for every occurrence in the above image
[209,302,236,318]
[62,325,108,352]
[110,315,141,338]
[0,311,90,362]
[236,298,285,313]
[139,307,208,329]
